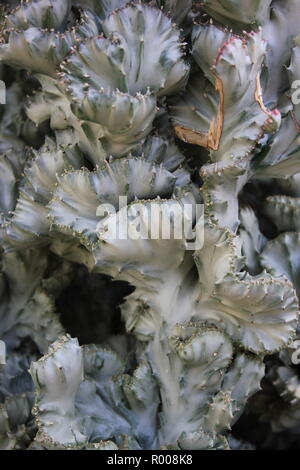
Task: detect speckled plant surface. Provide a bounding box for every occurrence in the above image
[0,0,300,450]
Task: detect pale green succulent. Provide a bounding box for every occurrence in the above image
[0,353,36,449]
[0,0,300,451]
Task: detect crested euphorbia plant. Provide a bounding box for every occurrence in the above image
[0,0,300,450]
